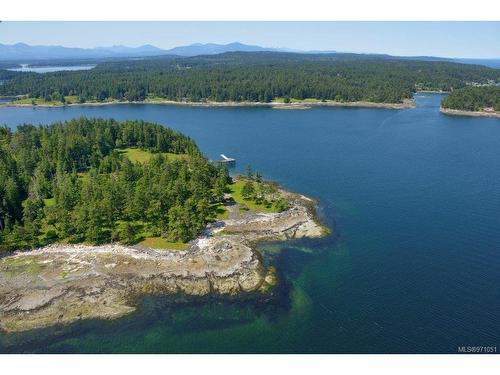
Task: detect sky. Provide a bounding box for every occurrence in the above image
[1,21,499,59]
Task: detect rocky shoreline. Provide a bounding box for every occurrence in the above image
[440,107,500,118]
[0,98,415,110]
[0,188,327,333]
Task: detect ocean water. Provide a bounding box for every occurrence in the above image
[1,94,499,353]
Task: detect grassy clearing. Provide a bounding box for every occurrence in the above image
[43,198,56,207]
[14,98,59,105]
[145,96,169,102]
[119,148,152,163]
[229,180,283,213]
[63,95,79,104]
[13,95,80,106]
[273,97,320,104]
[138,237,188,251]
[216,207,229,219]
[113,221,188,250]
[119,148,190,164]
[162,152,191,162]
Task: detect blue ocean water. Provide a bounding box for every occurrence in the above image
[1,93,499,353]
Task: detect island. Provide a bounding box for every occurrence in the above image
[0,118,328,333]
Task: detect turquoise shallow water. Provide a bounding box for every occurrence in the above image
[1,94,499,353]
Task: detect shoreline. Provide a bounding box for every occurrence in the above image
[440,107,500,118]
[0,185,328,333]
[416,90,449,94]
[0,98,416,110]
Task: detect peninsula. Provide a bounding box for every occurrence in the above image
[0,118,328,332]
[441,86,500,118]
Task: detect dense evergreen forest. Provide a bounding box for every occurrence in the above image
[0,118,230,251]
[1,52,499,104]
[441,86,500,111]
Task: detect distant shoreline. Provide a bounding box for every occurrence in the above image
[0,98,416,110]
[440,107,500,118]
[416,90,449,94]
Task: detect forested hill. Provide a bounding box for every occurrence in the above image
[441,86,500,112]
[0,52,499,104]
[0,118,230,251]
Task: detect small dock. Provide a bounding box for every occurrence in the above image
[220,154,235,163]
[215,154,236,166]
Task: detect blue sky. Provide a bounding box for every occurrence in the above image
[1,21,499,58]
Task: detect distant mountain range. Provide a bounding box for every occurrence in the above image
[0,41,289,61]
[0,41,335,61]
[0,42,168,60]
[165,42,286,56]
[0,42,499,69]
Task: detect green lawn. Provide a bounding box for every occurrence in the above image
[14,97,60,106]
[273,97,320,104]
[13,95,80,106]
[138,237,188,250]
[145,96,169,102]
[43,198,56,207]
[216,207,229,219]
[119,148,190,163]
[114,220,188,251]
[228,180,281,213]
[63,95,79,104]
[163,153,191,162]
[119,148,153,163]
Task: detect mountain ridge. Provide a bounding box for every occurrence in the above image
[0,41,339,61]
[1,42,499,68]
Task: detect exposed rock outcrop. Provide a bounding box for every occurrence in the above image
[0,189,327,332]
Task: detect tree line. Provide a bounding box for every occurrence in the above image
[441,86,500,111]
[0,118,229,251]
[0,52,498,104]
